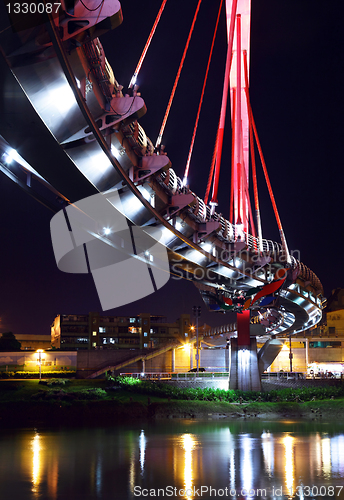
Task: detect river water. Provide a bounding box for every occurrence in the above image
[0,420,343,500]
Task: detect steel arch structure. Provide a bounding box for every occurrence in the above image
[0,1,324,387]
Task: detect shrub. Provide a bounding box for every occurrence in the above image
[112,376,344,403]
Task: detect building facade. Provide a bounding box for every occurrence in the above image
[0,334,52,350]
[51,312,191,350]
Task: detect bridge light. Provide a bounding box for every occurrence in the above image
[94,151,111,174]
[103,227,111,236]
[137,185,151,202]
[4,148,18,164]
[129,73,137,89]
[201,242,212,253]
[53,83,76,113]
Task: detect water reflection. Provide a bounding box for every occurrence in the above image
[321,435,331,478]
[139,429,146,473]
[0,421,343,500]
[283,435,294,496]
[31,433,41,492]
[261,431,274,477]
[240,434,254,498]
[182,434,196,500]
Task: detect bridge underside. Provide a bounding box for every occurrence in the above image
[0,1,325,390]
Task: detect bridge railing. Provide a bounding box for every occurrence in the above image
[119,372,230,380]
[120,372,172,380]
[261,371,305,380]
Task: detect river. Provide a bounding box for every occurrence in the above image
[0,419,343,500]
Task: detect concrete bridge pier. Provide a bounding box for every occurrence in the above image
[229,311,261,391]
[229,337,261,391]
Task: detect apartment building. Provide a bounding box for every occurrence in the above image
[51,312,191,350]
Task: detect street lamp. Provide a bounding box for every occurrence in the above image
[192,306,201,376]
[289,334,293,373]
[36,349,44,381]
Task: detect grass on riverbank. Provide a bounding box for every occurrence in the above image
[1,377,344,405]
[0,379,168,404]
[1,379,344,427]
[113,376,344,403]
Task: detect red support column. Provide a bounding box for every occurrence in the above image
[237,310,250,346]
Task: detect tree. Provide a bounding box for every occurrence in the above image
[0,332,21,351]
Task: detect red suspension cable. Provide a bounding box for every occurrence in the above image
[129,0,168,88]
[156,0,202,148]
[235,14,243,225]
[241,155,256,238]
[210,0,238,208]
[243,50,263,251]
[204,122,220,204]
[249,94,290,259]
[229,87,236,223]
[183,0,224,186]
[251,116,282,231]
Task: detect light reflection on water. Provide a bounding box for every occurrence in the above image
[31,433,41,492]
[0,420,343,500]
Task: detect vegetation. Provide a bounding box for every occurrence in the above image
[0,377,344,427]
[111,375,344,403]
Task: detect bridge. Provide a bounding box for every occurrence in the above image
[0,0,324,390]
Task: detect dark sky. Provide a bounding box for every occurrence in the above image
[1,0,343,335]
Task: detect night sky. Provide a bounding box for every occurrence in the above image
[1,0,343,335]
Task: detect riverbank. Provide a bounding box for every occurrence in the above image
[1,379,344,428]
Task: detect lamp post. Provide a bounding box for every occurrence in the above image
[192,306,201,376]
[289,334,293,373]
[36,349,44,381]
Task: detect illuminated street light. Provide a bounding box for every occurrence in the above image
[289,334,293,373]
[36,349,44,381]
[192,306,201,376]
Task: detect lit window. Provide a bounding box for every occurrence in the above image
[92,331,97,336]
[185,333,188,337]
[130,318,136,323]
[144,343,148,348]
[99,327,106,333]
[144,332,148,337]
[92,342,96,347]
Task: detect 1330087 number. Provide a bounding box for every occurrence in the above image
[6,3,61,14]
[293,485,343,496]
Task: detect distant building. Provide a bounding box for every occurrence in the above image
[0,333,51,351]
[51,312,191,350]
[309,288,344,338]
[16,334,52,350]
